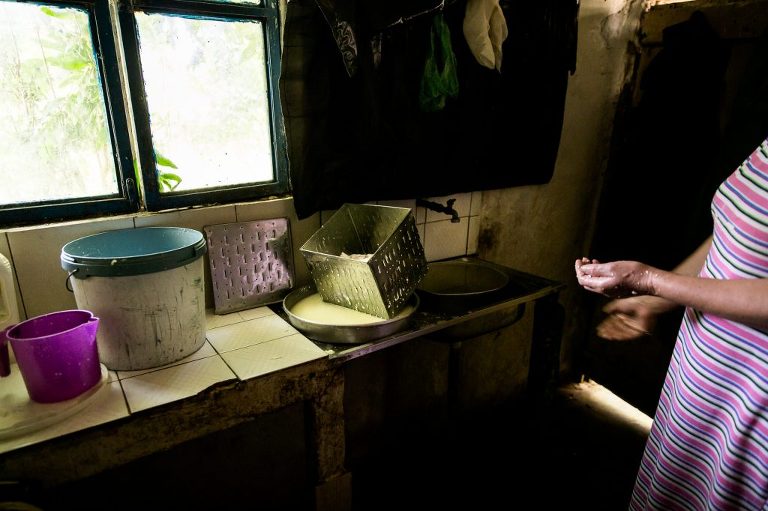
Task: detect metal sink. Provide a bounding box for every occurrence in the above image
[431,303,526,340]
[417,258,527,340]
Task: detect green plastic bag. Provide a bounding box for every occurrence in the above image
[419,13,459,112]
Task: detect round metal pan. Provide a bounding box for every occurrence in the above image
[417,260,510,314]
[283,285,419,344]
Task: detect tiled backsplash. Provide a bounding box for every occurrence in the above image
[0,192,481,322]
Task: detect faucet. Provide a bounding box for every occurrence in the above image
[416,198,461,223]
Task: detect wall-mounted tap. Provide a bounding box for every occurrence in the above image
[416,198,461,223]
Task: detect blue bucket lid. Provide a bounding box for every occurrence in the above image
[61,227,207,278]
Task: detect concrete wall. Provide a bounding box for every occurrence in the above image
[476,0,644,380]
[577,0,768,415]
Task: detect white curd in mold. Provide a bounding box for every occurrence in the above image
[290,293,415,325]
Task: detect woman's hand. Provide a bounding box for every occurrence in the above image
[596,296,666,341]
[575,258,683,340]
[574,258,657,298]
[575,258,672,341]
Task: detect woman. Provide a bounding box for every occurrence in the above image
[575,135,768,510]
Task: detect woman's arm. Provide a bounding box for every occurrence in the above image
[649,270,768,329]
[576,236,768,330]
[576,237,712,313]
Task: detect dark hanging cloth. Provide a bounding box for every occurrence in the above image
[313,0,446,77]
[718,26,768,177]
[280,0,580,220]
[591,11,731,270]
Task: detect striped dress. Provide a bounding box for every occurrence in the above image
[630,136,768,510]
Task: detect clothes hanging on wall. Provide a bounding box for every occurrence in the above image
[280,0,580,220]
[463,0,508,72]
[419,13,460,112]
[313,0,445,76]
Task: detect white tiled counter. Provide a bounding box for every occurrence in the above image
[0,307,328,456]
[0,259,565,511]
[0,305,342,509]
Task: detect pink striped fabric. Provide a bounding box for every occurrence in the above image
[630,137,768,510]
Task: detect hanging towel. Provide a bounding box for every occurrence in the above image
[463,0,508,72]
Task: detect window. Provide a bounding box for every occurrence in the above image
[0,0,287,227]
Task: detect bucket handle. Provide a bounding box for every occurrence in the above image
[0,326,11,377]
[65,269,79,293]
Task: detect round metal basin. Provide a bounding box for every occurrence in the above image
[417,260,510,314]
[418,259,526,340]
[283,285,419,344]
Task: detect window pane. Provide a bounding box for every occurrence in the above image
[135,14,274,193]
[0,2,118,205]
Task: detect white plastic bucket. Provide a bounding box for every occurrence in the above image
[0,253,20,365]
[61,227,207,371]
[0,253,20,331]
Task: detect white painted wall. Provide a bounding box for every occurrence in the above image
[478,0,643,375]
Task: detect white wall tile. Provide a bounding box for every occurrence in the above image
[377,199,417,214]
[8,217,135,318]
[416,206,427,224]
[0,232,23,321]
[423,219,469,262]
[470,191,483,216]
[133,205,236,230]
[467,216,481,255]
[236,197,321,287]
[0,232,10,260]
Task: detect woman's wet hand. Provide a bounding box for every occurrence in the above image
[575,259,656,298]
